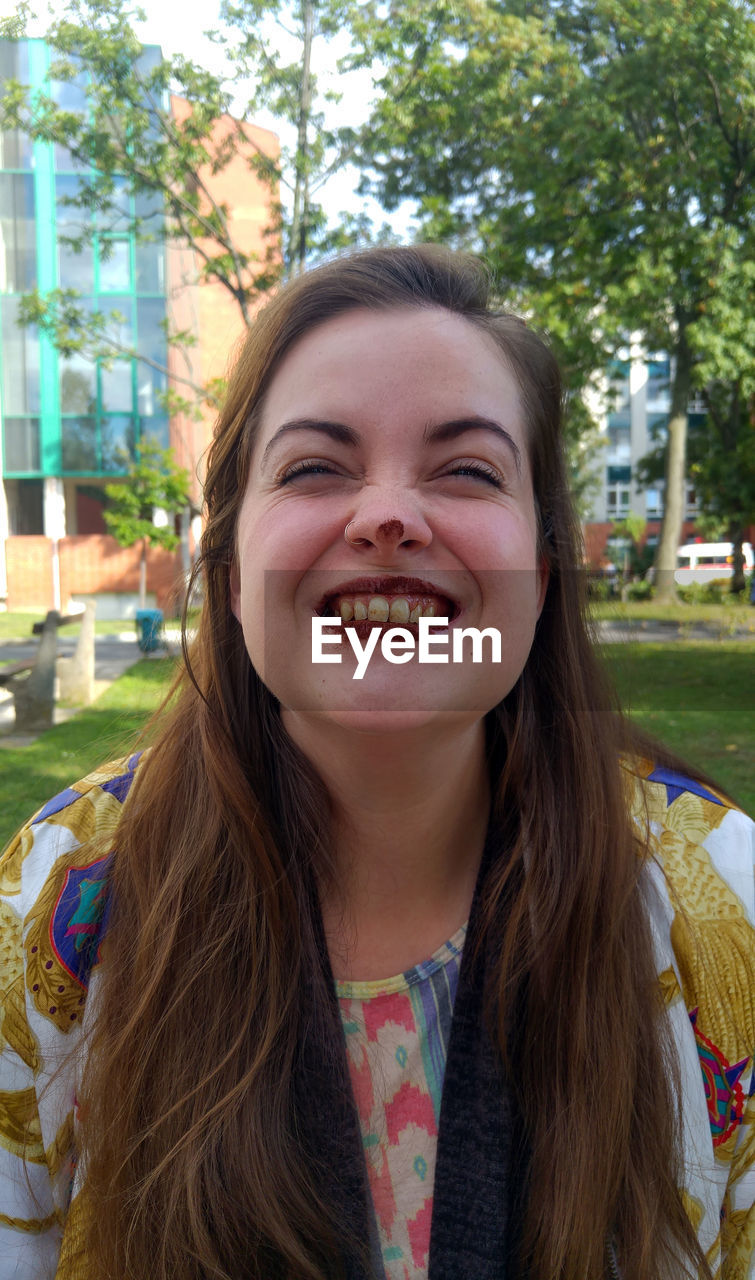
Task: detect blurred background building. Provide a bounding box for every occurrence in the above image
[582,347,705,568]
[0,37,276,614]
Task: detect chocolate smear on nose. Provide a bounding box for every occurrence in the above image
[377,518,404,540]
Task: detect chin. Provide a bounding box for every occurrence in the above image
[336,705,472,734]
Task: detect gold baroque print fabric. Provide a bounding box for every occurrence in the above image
[0,753,753,1278]
[0,754,140,1277]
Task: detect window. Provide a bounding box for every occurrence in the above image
[98,239,131,292]
[647,356,670,387]
[50,68,89,173]
[0,173,36,291]
[136,296,167,417]
[607,414,631,463]
[56,174,95,291]
[100,415,135,470]
[646,489,663,518]
[606,486,630,517]
[101,361,134,413]
[0,41,33,169]
[607,465,631,485]
[3,417,40,472]
[60,353,97,414]
[1,296,40,415]
[6,478,43,534]
[61,416,98,471]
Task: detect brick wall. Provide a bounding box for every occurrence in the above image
[5,537,55,611]
[5,535,185,613]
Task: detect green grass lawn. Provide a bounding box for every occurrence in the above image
[0,658,178,845]
[601,641,754,813]
[1,641,752,851]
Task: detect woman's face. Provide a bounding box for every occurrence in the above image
[231,306,548,733]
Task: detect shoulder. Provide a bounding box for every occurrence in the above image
[621,756,754,917]
[0,753,144,1260]
[622,758,755,1268]
[1,751,145,1042]
[2,749,144,923]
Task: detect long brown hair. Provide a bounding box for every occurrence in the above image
[78,245,711,1279]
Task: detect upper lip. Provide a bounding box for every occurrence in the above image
[314,576,462,618]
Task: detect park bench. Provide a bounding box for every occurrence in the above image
[0,603,96,733]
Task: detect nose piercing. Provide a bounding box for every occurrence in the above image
[345,518,406,545]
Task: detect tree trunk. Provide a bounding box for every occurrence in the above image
[139,538,148,611]
[730,531,746,595]
[653,329,693,603]
[288,0,314,276]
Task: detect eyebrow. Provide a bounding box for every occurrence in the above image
[261,419,359,468]
[423,416,522,476]
[260,413,522,476]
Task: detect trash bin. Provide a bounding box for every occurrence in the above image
[135,608,164,653]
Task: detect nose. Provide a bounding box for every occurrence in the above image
[344,488,433,554]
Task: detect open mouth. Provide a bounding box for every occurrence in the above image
[316,577,460,627]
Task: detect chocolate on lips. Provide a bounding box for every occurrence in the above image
[315,577,458,634]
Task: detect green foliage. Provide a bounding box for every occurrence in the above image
[688,385,755,549]
[358,0,755,573]
[611,513,648,548]
[626,578,654,601]
[103,436,189,552]
[1,0,378,415]
[676,577,731,605]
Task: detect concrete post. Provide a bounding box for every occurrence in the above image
[12,611,58,731]
[58,601,96,705]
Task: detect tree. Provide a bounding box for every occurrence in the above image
[608,512,650,587]
[688,386,755,594]
[357,0,755,600]
[0,0,378,413]
[104,436,190,609]
[216,0,378,273]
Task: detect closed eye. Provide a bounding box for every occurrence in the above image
[444,461,504,488]
[278,459,343,484]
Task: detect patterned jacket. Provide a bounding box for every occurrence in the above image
[0,753,753,1278]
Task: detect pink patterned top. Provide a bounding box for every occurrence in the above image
[336,925,467,1280]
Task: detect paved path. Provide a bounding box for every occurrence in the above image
[594,618,755,644]
[0,630,181,738]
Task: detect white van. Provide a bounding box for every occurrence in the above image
[675,541,754,585]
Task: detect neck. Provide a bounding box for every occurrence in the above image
[281,712,491,978]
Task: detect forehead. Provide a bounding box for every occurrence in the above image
[258,306,525,433]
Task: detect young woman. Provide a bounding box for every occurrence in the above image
[1,245,753,1280]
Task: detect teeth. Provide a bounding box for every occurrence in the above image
[327,593,451,622]
[367,595,390,622]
